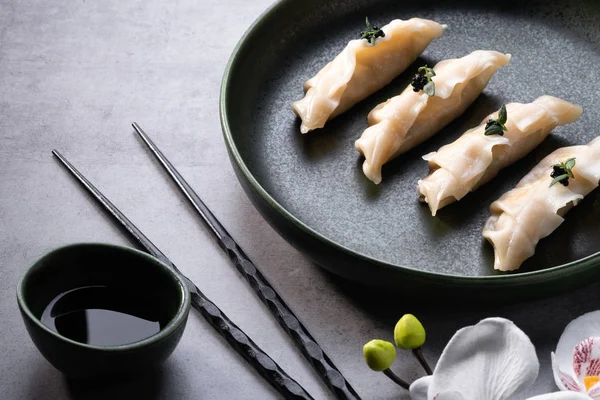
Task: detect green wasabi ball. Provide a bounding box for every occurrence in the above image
[363,339,396,371]
[394,314,426,349]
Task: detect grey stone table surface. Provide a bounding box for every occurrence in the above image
[2,1,600,399]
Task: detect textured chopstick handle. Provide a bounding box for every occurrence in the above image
[220,237,361,400]
[190,291,313,400]
[130,125,360,399]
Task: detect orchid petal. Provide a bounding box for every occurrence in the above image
[410,376,432,400]
[526,392,592,400]
[555,312,600,378]
[573,337,600,384]
[588,382,600,398]
[434,392,465,400]
[427,318,539,400]
[552,352,583,392]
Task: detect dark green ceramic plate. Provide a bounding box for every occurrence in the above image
[221,0,600,299]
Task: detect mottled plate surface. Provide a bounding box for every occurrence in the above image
[221,0,600,293]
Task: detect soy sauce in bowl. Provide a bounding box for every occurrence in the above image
[41,285,169,346]
[17,243,191,377]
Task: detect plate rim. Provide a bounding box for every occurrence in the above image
[219,0,600,286]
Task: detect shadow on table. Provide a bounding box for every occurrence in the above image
[64,368,164,400]
[320,267,600,353]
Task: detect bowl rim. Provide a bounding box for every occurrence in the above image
[219,0,600,286]
[16,242,191,351]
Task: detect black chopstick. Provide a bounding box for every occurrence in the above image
[52,150,314,400]
[132,123,361,400]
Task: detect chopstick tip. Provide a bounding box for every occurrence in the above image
[132,122,149,140]
[52,149,68,166]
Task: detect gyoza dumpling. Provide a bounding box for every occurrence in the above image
[355,50,511,184]
[291,18,446,134]
[418,96,583,215]
[483,137,600,271]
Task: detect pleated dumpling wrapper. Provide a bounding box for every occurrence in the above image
[418,96,583,216]
[356,50,512,184]
[291,18,446,134]
[483,137,600,271]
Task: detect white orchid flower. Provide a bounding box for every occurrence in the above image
[551,311,600,398]
[409,317,539,400]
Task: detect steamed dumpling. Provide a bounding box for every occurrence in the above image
[291,18,446,134]
[418,96,583,215]
[483,137,600,271]
[355,50,512,184]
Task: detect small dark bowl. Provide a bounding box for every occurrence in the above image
[17,243,191,378]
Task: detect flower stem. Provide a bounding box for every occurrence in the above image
[382,368,410,390]
[412,347,433,375]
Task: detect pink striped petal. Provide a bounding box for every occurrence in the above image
[588,382,600,398]
[559,369,584,392]
[552,352,583,392]
[574,337,600,382]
